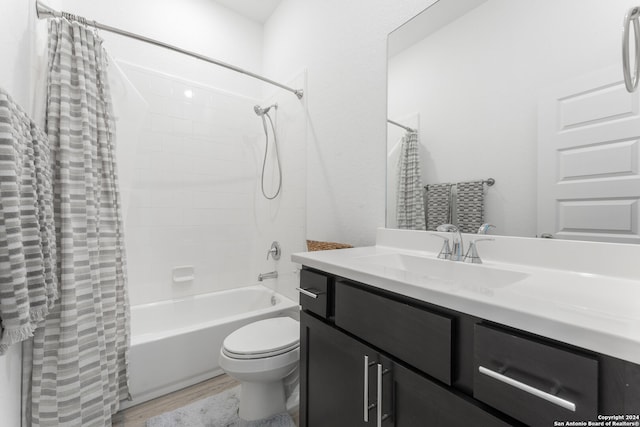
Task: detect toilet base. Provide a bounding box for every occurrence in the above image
[239,380,286,421]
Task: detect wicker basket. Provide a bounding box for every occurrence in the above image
[306,240,353,252]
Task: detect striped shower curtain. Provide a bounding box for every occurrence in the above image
[22,19,130,426]
[396,131,426,230]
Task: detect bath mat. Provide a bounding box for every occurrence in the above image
[145,386,296,427]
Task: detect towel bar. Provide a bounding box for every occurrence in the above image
[424,178,494,189]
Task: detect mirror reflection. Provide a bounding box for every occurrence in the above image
[387,0,640,243]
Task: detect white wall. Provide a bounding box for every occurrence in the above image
[120,62,259,305]
[57,0,265,98]
[120,61,306,305]
[388,0,634,237]
[263,0,437,247]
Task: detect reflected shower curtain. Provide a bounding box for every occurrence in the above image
[23,19,130,426]
[396,131,426,230]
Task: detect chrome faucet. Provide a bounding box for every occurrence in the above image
[436,224,464,261]
[258,271,278,281]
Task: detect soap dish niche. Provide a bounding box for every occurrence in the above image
[172,265,195,284]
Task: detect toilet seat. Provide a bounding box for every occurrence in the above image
[222,317,299,360]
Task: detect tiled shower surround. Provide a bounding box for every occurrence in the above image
[117,61,306,306]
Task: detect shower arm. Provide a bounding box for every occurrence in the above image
[34,1,304,99]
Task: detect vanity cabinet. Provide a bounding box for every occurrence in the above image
[301,311,511,427]
[298,267,640,427]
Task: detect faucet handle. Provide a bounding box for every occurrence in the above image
[429,233,451,259]
[266,241,281,260]
[464,238,494,264]
[477,223,496,234]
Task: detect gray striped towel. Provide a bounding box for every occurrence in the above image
[426,183,452,231]
[0,88,57,355]
[456,180,485,233]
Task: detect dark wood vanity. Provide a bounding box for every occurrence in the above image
[298,267,640,427]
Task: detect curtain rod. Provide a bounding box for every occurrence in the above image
[387,119,416,133]
[35,1,304,100]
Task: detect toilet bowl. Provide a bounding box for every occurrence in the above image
[219,316,300,421]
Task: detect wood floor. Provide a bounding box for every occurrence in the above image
[112,374,299,426]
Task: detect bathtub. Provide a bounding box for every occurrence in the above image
[122,285,299,408]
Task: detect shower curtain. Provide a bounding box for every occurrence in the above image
[396,131,426,230]
[22,19,130,426]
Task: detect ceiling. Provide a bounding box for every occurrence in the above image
[388,0,487,57]
[213,0,283,24]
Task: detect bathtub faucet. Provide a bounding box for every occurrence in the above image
[258,271,278,281]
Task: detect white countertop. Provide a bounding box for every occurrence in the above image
[292,231,640,365]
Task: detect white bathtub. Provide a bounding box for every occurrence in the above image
[122,285,299,408]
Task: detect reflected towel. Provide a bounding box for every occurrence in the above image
[456,180,485,233]
[425,183,452,231]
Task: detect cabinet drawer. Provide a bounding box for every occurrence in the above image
[474,324,598,427]
[299,269,330,318]
[334,281,452,385]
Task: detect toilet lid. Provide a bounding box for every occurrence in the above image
[223,317,299,359]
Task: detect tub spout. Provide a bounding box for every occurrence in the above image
[258,271,278,281]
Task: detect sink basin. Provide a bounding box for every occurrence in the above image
[352,253,529,290]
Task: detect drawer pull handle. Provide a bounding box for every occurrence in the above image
[364,356,369,422]
[376,364,391,427]
[479,366,576,412]
[377,364,383,427]
[296,287,323,299]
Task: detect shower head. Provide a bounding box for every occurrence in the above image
[254,103,277,116]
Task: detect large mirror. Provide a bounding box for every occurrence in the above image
[387,0,640,243]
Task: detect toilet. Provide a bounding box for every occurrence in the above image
[219,316,300,421]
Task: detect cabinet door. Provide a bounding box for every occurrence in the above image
[387,357,514,427]
[301,312,374,427]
